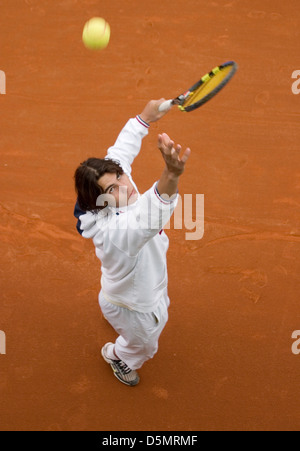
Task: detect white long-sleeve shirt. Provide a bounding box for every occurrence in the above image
[75,116,178,313]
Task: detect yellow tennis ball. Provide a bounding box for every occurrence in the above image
[82,17,110,50]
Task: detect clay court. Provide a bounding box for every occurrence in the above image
[1,0,300,431]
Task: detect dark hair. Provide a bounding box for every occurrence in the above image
[74,158,123,212]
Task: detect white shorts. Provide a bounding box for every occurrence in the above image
[99,290,170,370]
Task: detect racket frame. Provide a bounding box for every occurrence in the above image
[170,61,238,112]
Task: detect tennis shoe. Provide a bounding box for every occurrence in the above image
[101,342,140,387]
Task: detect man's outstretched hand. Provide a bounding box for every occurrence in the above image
[156,133,191,199]
[158,133,191,177]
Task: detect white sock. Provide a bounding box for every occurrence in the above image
[106,343,118,360]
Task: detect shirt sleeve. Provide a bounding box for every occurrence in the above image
[106,182,178,257]
[105,116,149,174]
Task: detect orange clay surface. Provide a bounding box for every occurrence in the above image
[1,0,300,431]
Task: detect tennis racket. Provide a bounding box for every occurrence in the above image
[159,61,238,113]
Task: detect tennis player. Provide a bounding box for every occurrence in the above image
[74,99,191,386]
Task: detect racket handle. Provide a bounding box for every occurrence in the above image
[158,99,173,112]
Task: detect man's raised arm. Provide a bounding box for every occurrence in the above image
[106,99,170,174]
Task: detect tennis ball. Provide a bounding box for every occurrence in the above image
[82,17,110,50]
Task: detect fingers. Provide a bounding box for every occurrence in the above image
[158,134,191,165]
[163,134,175,155]
[171,144,181,158]
[157,98,167,106]
[175,144,182,154]
[158,133,170,143]
[158,133,173,153]
[162,132,171,145]
[180,147,191,164]
[158,133,167,150]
